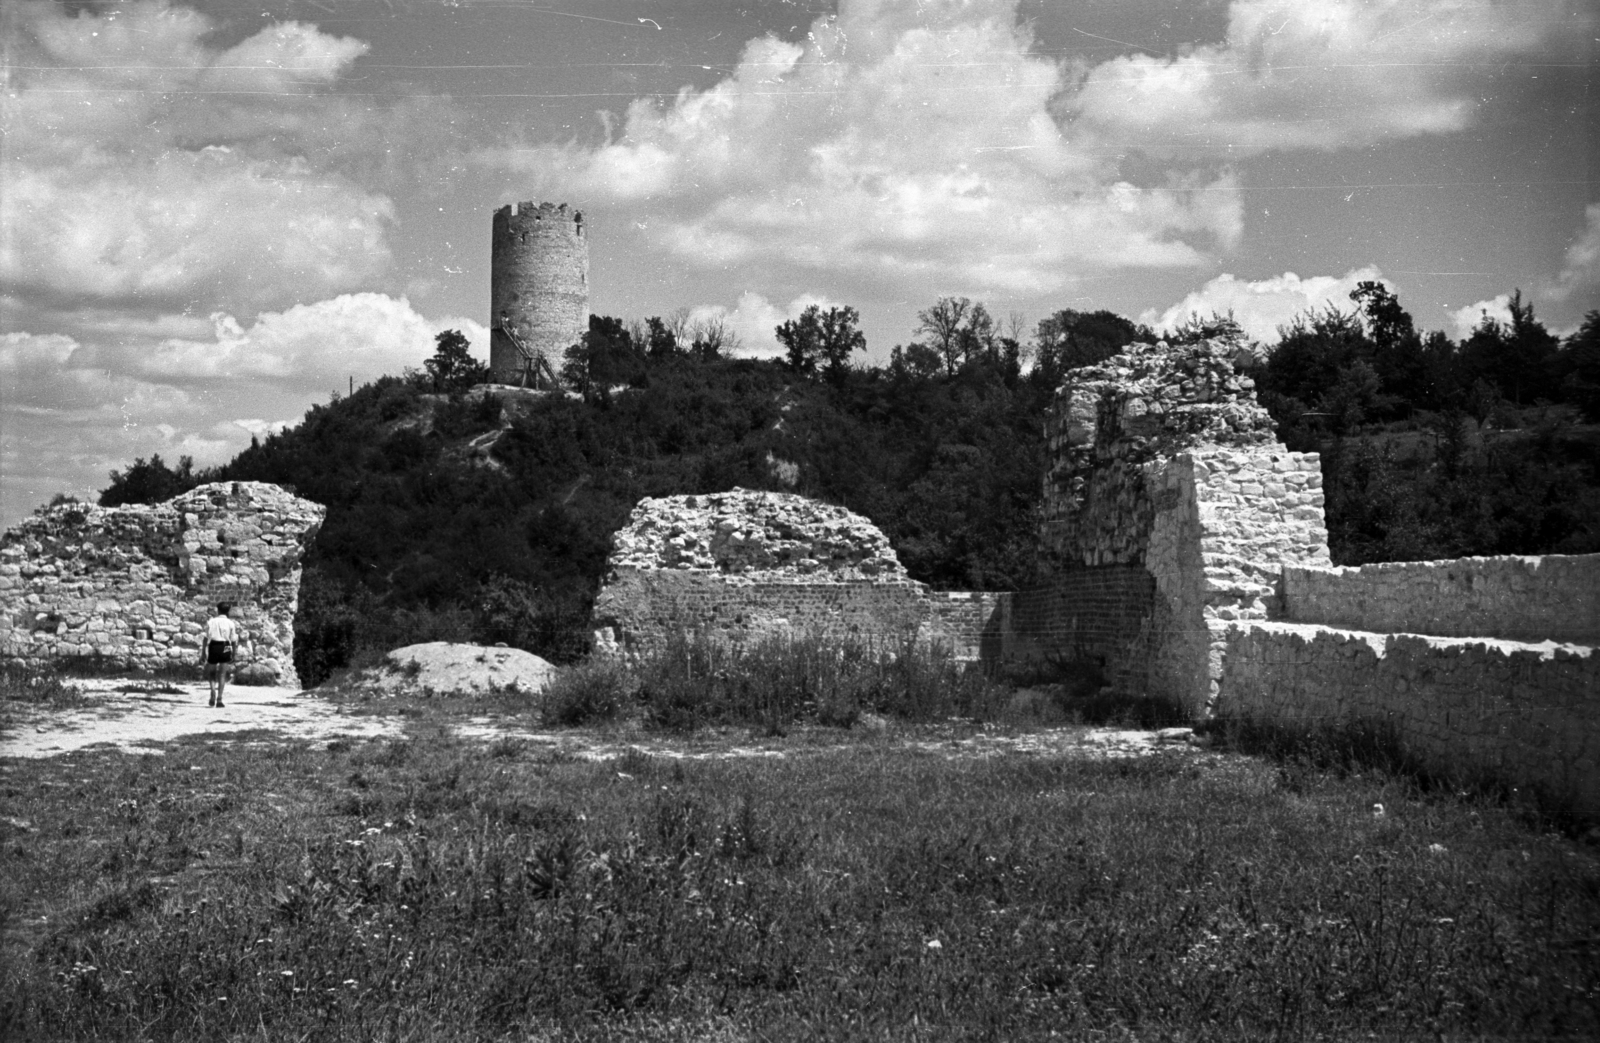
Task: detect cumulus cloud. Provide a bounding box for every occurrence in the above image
[686,292,842,360]
[1451,294,1514,341]
[0,1,394,312]
[108,293,487,391]
[0,296,486,528]
[1069,0,1586,157]
[482,0,1243,295]
[479,0,1582,302]
[1142,267,1386,343]
[1548,203,1600,303]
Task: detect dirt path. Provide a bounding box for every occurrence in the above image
[2,679,1211,763]
[0,680,404,758]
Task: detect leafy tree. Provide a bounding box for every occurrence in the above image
[562,316,644,401]
[100,454,208,507]
[815,305,867,385]
[646,316,680,359]
[1562,310,1600,421]
[775,309,820,374]
[958,303,998,367]
[916,297,973,376]
[888,343,944,382]
[424,329,488,393]
[1457,291,1560,405]
[1032,309,1150,388]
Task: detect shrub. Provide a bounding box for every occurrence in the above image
[540,658,635,726]
[0,665,85,707]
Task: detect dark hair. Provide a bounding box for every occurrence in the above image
[217,603,231,614]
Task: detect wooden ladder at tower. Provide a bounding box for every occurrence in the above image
[496,326,560,389]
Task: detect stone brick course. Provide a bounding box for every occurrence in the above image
[1283,554,1600,646]
[0,483,323,686]
[1217,621,1599,815]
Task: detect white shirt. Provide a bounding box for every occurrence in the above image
[206,615,239,643]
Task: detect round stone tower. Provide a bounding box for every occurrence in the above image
[490,201,588,385]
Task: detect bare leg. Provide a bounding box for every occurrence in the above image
[216,665,230,707]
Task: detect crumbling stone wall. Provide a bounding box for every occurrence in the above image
[1034,339,1600,814]
[1038,339,1331,714]
[0,482,324,686]
[592,490,989,657]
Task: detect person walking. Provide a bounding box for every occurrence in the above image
[199,602,247,708]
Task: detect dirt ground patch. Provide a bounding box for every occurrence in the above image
[1,678,1216,764]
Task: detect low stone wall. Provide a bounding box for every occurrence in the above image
[1283,554,1600,646]
[0,483,324,686]
[1216,621,1600,817]
[592,568,999,660]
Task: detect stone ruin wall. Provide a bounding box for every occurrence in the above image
[1033,339,1331,711]
[592,489,997,659]
[1034,338,1598,815]
[594,340,1599,815]
[0,482,324,687]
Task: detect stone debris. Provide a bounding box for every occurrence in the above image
[606,488,908,581]
[372,641,558,697]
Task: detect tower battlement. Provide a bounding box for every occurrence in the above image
[493,200,585,235]
[490,199,589,386]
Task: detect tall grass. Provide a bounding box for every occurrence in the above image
[541,631,1009,733]
[3,729,1596,1041]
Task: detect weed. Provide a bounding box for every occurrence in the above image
[0,665,87,707]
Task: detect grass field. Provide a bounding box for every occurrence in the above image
[2,657,1598,1041]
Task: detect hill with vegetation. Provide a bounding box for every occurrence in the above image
[89,291,1600,686]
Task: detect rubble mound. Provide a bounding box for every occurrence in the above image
[368,642,557,696]
[607,489,908,581]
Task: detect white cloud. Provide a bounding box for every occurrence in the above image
[0,296,487,529]
[0,1,394,312]
[1069,0,1586,157]
[233,419,293,440]
[687,292,839,360]
[1142,267,1386,343]
[110,294,487,392]
[1548,203,1600,303]
[1451,294,1513,341]
[481,0,1243,295]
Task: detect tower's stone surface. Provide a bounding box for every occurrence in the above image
[490,201,588,383]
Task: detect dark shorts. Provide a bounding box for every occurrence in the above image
[206,641,234,666]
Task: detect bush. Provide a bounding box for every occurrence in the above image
[539,658,635,726]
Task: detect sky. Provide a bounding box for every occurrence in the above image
[2,0,1596,529]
